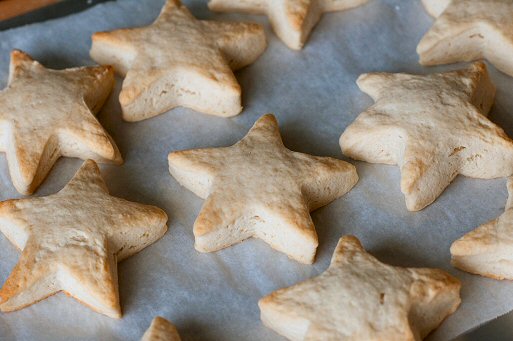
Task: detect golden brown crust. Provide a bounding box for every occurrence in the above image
[0,49,122,195]
[168,114,357,264]
[0,160,168,318]
[89,0,266,121]
[418,0,513,77]
[340,62,513,211]
[141,316,182,341]
[208,0,368,50]
[259,235,461,340]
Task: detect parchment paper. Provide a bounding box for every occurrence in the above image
[0,0,512,340]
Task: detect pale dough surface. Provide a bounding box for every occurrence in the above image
[451,177,513,280]
[259,236,461,340]
[0,50,122,195]
[169,114,358,264]
[141,317,182,341]
[1,1,513,340]
[340,62,513,211]
[208,0,368,50]
[418,0,513,77]
[91,0,266,121]
[0,160,168,318]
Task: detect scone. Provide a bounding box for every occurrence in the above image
[90,0,266,121]
[418,0,513,77]
[169,114,358,264]
[208,0,368,50]
[259,235,461,340]
[340,62,513,211]
[0,160,168,318]
[0,49,121,194]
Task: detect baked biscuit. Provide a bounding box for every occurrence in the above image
[208,0,368,50]
[141,317,181,341]
[91,0,266,121]
[0,160,168,318]
[259,236,461,340]
[169,114,358,264]
[0,50,121,194]
[340,62,513,211]
[451,177,513,280]
[418,0,513,77]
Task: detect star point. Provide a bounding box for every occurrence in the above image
[141,316,182,341]
[168,114,358,264]
[340,62,513,211]
[90,0,266,121]
[259,235,461,340]
[0,160,168,318]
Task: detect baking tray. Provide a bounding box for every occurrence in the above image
[0,0,513,340]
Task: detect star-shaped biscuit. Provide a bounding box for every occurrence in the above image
[141,317,181,341]
[168,114,358,264]
[259,235,461,340]
[208,0,368,50]
[0,160,168,318]
[340,62,513,211]
[0,50,122,195]
[451,177,513,280]
[418,0,513,77]
[90,0,266,121]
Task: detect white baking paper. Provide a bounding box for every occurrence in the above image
[0,0,512,340]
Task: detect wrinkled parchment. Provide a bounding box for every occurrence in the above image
[0,0,512,340]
